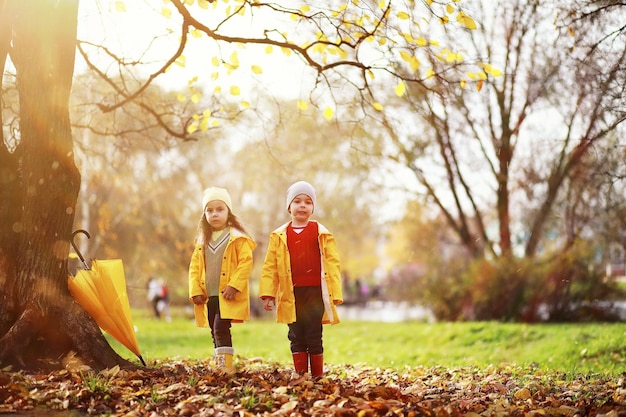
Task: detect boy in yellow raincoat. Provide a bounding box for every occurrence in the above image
[189,187,256,370]
[260,181,343,377]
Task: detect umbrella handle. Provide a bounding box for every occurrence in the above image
[70,229,91,270]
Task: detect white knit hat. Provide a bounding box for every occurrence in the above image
[202,187,233,212]
[286,181,316,211]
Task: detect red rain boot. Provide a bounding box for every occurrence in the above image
[310,353,324,377]
[292,352,308,374]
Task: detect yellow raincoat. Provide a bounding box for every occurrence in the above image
[188,227,256,327]
[259,221,343,324]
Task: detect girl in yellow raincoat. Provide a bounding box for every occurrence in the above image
[188,187,256,370]
[260,181,343,377]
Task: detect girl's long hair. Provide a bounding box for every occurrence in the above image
[197,209,250,244]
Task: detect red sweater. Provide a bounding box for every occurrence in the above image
[287,222,322,287]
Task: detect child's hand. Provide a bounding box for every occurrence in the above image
[222,285,238,301]
[263,297,275,311]
[192,295,207,305]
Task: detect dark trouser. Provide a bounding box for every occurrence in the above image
[288,286,324,354]
[152,298,161,318]
[207,296,232,348]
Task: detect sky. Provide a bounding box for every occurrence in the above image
[76,0,317,102]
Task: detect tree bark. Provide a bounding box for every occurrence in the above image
[0,0,134,371]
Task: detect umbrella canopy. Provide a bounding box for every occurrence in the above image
[68,258,145,366]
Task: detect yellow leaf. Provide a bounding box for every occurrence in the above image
[445,4,454,14]
[230,51,240,68]
[402,33,415,43]
[115,1,126,12]
[211,72,219,80]
[200,117,209,132]
[416,36,427,46]
[290,13,298,21]
[323,106,334,120]
[297,100,308,110]
[300,5,310,12]
[460,80,467,88]
[190,29,202,38]
[378,0,386,9]
[395,81,406,97]
[457,11,477,30]
[230,85,241,96]
[265,45,273,54]
[177,93,186,102]
[399,50,412,63]
[241,101,250,109]
[198,0,210,9]
[214,86,222,94]
[191,93,201,103]
[251,65,263,74]
[184,0,193,5]
[211,56,220,67]
[187,121,199,134]
[372,102,384,111]
[425,0,433,4]
[211,120,220,127]
[281,47,292,56]
[425,68,435,78]
[397,11,409,20]
[175,55,186,67]
[161,7,172,18]
[482,63,502,77]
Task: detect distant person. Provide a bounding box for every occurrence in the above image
[188,187,256,371]
[147,277,162,319]
[259,181,343,377]
[156,279,172,322]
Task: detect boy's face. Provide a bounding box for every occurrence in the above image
[204,200,230,231]
[289,194,314,223]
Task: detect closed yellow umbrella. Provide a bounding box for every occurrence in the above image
[68,230,145,365]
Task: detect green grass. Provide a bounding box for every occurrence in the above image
[108,308,626,376]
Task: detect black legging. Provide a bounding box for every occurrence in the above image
[207,296,232,348]
[288,286,324,354]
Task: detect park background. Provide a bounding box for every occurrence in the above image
[63,0,626,327]
[2,1,626,414]
[2,0,626,373]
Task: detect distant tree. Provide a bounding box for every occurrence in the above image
[371,0,626,320]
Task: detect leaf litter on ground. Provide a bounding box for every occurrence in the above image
[1,357,626,416]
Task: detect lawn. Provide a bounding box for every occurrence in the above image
[112,307,626,376]
[5,308,625,415]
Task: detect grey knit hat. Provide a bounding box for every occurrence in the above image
[286,181,316,211]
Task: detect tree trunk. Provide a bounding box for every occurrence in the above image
[0,0,134,371]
